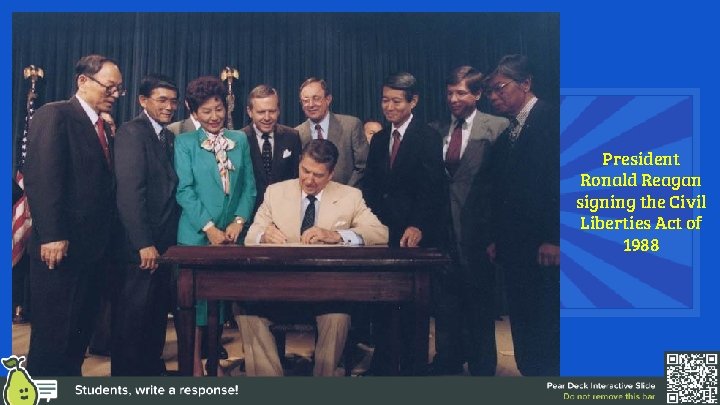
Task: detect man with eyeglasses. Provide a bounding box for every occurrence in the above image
[112,74,181,375]
[428,65,509,376]
[295,77,368,187]
[24,54,124,376]
[479,54,560,376]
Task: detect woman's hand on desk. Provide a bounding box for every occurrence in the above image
[225,222,243,243]
[206,225,229,245]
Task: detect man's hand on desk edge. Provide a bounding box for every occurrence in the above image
[399,226,422,248]
[300,226,342,244]
[139,245,160,271]
[261,224,288,244]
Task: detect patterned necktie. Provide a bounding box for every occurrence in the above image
[96,117,111,165]
[445,118,464,176]
[261,133,272,176]
[315,124,324,140]
[508,117,521,146]
[390,130,402,168]
[300,195,317,235]
[159,128,173,161]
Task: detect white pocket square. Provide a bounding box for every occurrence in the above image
[282,149,292,158]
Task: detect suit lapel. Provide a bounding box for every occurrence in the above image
[453,112,489,178]
[298,121,312,145]
[515,101,543,150]
[283,181,303,241]
[327,113,342,145]
[105,120,115,169]
[69,97,112,171]
[392,118,418,170]
[139,113,175,177]
[374,129,392,174]
[225,130,244,192]
[271,128,286,175]
[244,126,268,183]
[317,182,341,229]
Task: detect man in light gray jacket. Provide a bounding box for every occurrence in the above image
[295,77,368,187]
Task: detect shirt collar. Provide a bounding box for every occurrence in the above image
[450,108,477,128]
[301,188,325,203]
[392,114,414,138]
[311,113,330,136]
[190,115,201,130]
[515,96,538,127]
[143,110,163,136]
[253,124,274,138]
[76,95,99,125]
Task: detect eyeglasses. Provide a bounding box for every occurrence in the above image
[300,95,325,106]
[85,75,126,97]
[486,81,513,95]
[149,97,179,106]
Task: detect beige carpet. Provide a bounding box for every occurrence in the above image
[11,317,520,377]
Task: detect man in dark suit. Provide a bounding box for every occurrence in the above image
[112,74,180,376]
[362,72,445,375]
[429,66,510,376]
[24,54,124,376]
[483,54,560,376]
[242,84,301,213]
[296,77,368,187]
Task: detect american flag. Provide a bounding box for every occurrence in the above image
[12,77,38,266]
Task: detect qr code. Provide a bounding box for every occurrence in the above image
[666,352,718,404]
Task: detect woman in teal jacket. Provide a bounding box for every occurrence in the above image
[175,76,256,376]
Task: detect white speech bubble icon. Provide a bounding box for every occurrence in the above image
[34,380,58,402]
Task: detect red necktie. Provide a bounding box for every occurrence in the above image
[390,130,401,168]
[445,118,464,175]
[96,117,111,165]
[315,124,324,140]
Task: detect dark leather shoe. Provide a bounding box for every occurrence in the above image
[12,306,28,324]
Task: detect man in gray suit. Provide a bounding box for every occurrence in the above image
[431,66,508,375]
[167,101,200,135]
[295,77,368,187]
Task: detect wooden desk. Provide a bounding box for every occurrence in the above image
[160,245,450,376]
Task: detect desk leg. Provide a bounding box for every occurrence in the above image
[389,305,401,376]
[177,268,196,376]
[206,299,219,377]
[413,270,431,375]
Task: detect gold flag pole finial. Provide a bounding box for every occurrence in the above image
[23,65,44,108]
[220,67,240,129]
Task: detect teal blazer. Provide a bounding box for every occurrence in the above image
[175,128,256,246]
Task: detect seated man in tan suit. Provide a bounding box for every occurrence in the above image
[242,139,388,376]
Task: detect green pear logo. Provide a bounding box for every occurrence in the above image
[2,356,38,405]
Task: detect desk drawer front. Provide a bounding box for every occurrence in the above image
[194,271,416,302]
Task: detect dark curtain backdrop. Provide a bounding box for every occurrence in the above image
[12,12,559,171]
